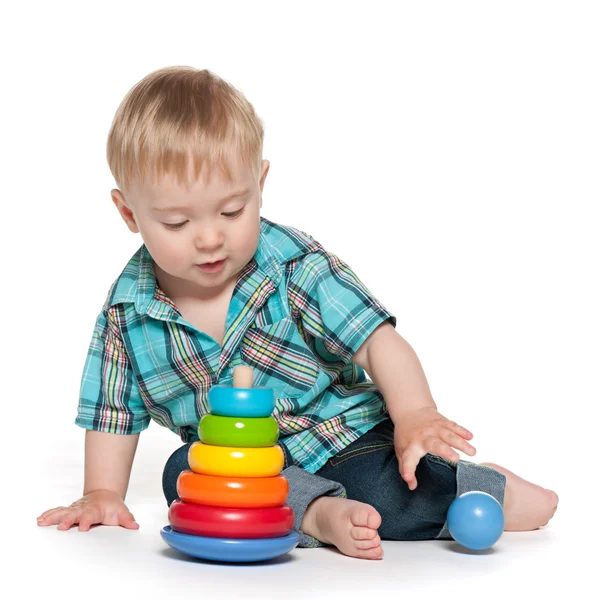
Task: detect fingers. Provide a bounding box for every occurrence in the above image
[57,508,85,531]
[37,507,66,522]
[424,431,476,463]
[38,497,139,531]
[119,508,139,530]
[37,505,103,531]
[37,508,62,526]
[439,427,476,457]
[445,420,474,441]
[426,437,460,462]
[394,413,477,490]
[398,445,426,491]
[78,507,102,532]
[37,507,74,527]
[59,506,137,531]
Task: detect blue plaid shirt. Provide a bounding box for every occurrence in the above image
[76,217,396,473]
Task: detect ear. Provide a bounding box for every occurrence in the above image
[259,159,270,195]
[111,189,139,233]
[258,160,270,209]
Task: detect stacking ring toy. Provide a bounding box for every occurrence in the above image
[199,414,279,447]
[161,366,297,564]
[169,501,294,538]
[177,471,289,507]
[161,526,299,563]
[208,385,275,417]
[188,442,284,477]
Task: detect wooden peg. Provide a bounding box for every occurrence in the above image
[233,365,253,388]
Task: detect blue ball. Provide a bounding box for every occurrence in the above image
[447,491,504,550]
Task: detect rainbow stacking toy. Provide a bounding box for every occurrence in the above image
[160,366,299,562]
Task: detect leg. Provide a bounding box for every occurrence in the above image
[302,418,558,546]
[480,462,559,530]
[302,418,510,545]
[162,442,193,507]
[304,419,477,542]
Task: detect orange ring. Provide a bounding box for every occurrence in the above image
[177,471,289,508]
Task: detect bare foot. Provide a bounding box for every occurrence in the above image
[300,496,383,559]
[481,462,558,531]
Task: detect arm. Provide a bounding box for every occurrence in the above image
[84,430,140,498]
[352,322,436,422]
[352,322,476,489]
[286,247,474,487]
[37,431,141,531]
[38,306,148,531]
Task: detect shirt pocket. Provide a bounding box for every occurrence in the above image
[240,316,320,399]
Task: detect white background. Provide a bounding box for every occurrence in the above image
[2,1,598,598]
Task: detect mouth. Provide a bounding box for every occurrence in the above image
[197,259,226,274]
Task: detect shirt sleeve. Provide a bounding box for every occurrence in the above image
[75,308,151,435]
[287,250,397,362]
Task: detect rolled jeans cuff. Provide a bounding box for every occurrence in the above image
[283,465,347,548]
[436,460,507,540]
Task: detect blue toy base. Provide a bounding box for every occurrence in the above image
[160,526,300,563]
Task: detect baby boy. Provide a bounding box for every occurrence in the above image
[37,66,558,559]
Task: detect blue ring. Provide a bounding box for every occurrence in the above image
[161,526,299,563]
[207,386,275,418]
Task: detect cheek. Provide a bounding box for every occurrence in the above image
[233,218,260,255]
[140,224,188,267]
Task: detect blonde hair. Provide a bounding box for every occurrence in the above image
[106,66,264,192]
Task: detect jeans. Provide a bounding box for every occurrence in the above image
[162,418,506,547]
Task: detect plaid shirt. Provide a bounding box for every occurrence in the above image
[76,217,396,473]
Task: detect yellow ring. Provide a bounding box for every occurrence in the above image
[188,442,285,477]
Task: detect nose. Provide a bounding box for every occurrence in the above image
[193,220,224,252]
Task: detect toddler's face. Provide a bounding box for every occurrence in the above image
[112,155,269,298]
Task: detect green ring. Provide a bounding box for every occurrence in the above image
[199,415,279,447]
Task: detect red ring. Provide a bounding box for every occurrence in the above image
[168,501,294,539]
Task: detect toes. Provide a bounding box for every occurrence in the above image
[548,490,559,517]
[366,510,382,530]
[538,490,559,526]
[355,545,384,560]
[545,490,559,509]
[351,507,372,527]
[351,506,382,530]
[351,525,378,541]
[354,535,382,550]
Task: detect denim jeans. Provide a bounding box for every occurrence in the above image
[162,418,506,547]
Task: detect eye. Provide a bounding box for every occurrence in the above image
[163,221,188,231]
[222,208,244,219]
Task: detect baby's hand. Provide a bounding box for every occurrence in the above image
[37,490,139,532]
[393,406,476,491]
